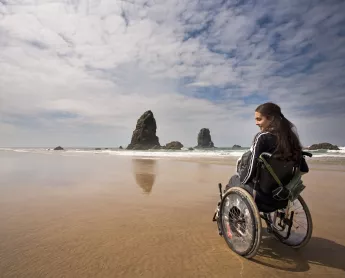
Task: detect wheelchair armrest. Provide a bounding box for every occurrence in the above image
[302,151,313,157]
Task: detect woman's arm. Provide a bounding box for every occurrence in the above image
[239,132,270,184]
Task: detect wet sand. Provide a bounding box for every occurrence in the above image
[0,152,345,277]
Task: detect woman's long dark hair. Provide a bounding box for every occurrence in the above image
[255,102,302,161]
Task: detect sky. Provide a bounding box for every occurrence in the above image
[1,0,345,148]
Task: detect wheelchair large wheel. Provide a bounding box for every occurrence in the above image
[219,187,262,259]
[269,195,313,249]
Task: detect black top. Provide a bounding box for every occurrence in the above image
[237,131,278,185]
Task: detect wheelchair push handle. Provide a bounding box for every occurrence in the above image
[302,151,313,157]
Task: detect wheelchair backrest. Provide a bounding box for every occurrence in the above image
[257,155,298,195]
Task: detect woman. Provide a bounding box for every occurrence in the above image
[225,102,309,206]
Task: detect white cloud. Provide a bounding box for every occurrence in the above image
[0,0,344,147]
[186,82,211,87]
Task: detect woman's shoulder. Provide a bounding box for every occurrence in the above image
[250,131,277,151]
[253,131,276,142]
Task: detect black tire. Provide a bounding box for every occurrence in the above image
[219,187,262,259]
[273,195,313,249]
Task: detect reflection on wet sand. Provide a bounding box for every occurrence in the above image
[132,158,157,194]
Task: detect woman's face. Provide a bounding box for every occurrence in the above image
[255,111,271,131]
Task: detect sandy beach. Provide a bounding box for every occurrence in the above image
[1,151,345,278]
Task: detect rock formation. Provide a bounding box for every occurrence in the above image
[195,128,214,148]
[127,110,161,150]
[232,144,241,149]
[165,141,183,150]
[307,142,340,150]
[54,146,64,150]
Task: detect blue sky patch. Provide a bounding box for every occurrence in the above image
[243,94,270,105]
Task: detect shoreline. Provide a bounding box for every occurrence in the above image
[2,148,345,169]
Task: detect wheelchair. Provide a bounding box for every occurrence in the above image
[212,151,313,259]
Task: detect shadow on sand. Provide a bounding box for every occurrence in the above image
[252,234,345,273]
[132,158,157,194]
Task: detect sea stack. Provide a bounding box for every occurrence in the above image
[127,110,161,150]
[307,142,339,150]
[164,141,184,150]
[195,128,215,148]
[232,144,241,149]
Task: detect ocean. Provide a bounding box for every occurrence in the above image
[1,146,345,159]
